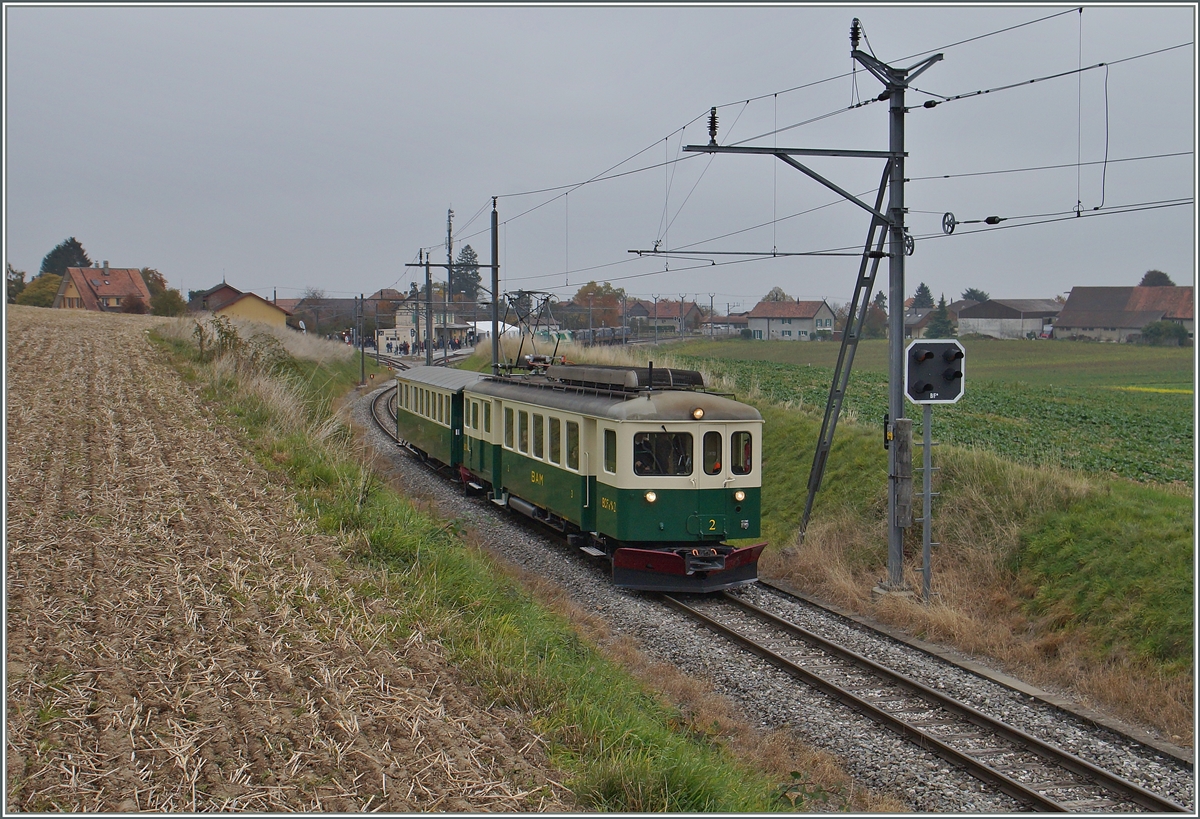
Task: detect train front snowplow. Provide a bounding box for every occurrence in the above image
[611,542,766,593]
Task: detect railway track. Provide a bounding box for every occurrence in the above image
[364,377,1191,813]
[664,590,1189,813]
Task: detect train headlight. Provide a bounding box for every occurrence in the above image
[644,491,657,503]
[692,407,705,420]
[733,490,746,502]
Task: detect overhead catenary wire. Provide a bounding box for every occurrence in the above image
[911,41,1191,108]
[438,20,1191,299]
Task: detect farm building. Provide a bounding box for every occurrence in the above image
[746,300,835,340]
[1054,286,1194,342]
[52,262,153,312]
[626,299,704,333]
[905,299,978,339]
[957,299,1062,339]
[190,283,292,328]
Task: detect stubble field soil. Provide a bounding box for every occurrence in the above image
[4,306,569,812]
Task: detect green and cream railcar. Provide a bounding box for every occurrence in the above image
[394,367,484,466]
[462,365,765,592]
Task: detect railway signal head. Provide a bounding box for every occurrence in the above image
[905,339,965,404]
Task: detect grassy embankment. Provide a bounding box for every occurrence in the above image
[150,317,883,813]
[543,337,1193,744]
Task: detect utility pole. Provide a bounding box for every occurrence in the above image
[424,251,433,366]
[491,198,500,375]
[680,294,686,338]
[444,209,453,365]
[358,294,365,385]
[709,293,715,338]
[652,295,659,345]
[588,294,593,343]
[683,19,941,593]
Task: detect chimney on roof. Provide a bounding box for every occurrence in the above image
[103,260,109,271]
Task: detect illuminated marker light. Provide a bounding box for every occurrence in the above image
[733,490,746,502]
[644,491,657,503]
[692,407,705,420]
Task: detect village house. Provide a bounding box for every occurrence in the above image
[746,300,836,340]
[1053,286,1193,342]
[189,282,292,329]
[625,298,704,334]
[904,299,979,339]
[957,299,1063,339]
[52,262,152,312]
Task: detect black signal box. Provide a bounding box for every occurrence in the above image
[904,339,965,404]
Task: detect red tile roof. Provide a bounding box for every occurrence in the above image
[747,300,828,319]
[56,267,152,311]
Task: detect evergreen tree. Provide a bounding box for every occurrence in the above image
[1139,269,1175,287]
[872,290,887,313]
[961,287,990,302]
[912,282,934,308]
[924,294,956,337]
[451,245,482,301]
[40,237,91,277]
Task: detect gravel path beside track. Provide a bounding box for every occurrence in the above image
[5,308,568,812]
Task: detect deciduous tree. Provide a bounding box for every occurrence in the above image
[40,237,91,277]
[121,293,149,314]
[140,267,168,297]
[572,281,625,328]
[151,289,188,317]
[7,263,27,303]
[15,273,62,307]
[762,286,792,302]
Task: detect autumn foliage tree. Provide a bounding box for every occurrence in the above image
[572,281,625,327]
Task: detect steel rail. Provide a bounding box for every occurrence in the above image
[718,592,1187,813]
[662,593,1187,813]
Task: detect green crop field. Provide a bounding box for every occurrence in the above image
[671,338,1194,484]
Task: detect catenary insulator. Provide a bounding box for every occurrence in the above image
[850,18,861,50]
[708,107,718,146]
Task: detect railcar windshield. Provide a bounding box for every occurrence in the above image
[633,431,693,476]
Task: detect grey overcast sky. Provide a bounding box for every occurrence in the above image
[4,3,1195,311]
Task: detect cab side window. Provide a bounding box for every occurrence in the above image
[518,411,530,453]
[603,429,616,473]
[504,407,514,448]
[703,431,722,475]
[731,431,753,475]
[532,414,544,459]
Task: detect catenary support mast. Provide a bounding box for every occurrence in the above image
[684,20,940,591]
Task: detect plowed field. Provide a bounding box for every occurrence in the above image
[5,306,568,811]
